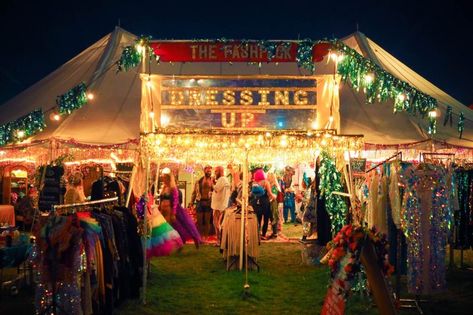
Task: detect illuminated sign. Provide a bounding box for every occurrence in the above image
[159,77,317,128]
[160,78,317,110]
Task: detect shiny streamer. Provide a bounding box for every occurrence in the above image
[458,112,464,139]
[57,82,88,115]
[0,109,45,146]
[443,105,453,126]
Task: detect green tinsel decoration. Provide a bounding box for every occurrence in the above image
[117,35,156,72]
[318,151,348,235]
[250,164,271,173]
[258,40,278,61]
[444,105,453,126]
[57,82,88,115]
[117,45,141,72]
[332,40,438,120]
[458,112,464,139]
[0,109,46,146]
[428,113,437,135]
[296,39,316,73]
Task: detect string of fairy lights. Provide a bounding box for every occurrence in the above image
[0,35,469,147]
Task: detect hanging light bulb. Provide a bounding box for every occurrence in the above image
[49,112,61,121]
[146,77,153,88]
[311,120,318,129]
[397,93,406,102]
[161,113,170,127]
[87,93,94,100]
[17,130,25,138]
[363,73,374,84]
[428,110,437,118]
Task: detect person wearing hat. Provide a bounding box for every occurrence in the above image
[64,172,86,204]
[191,165,214,237]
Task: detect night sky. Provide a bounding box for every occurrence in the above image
[1,0,472,106]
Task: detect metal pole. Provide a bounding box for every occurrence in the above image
[239,149,249,271]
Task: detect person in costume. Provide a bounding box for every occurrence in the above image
[138,193,183,258]
[161,168,202,248]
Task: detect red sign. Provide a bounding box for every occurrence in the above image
[150,41,330,63]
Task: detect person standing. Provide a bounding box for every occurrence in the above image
[191,165,214,238]
[267,173,280,239]
[281,167,296,223]
[160,168,201,248]
[211,166,231,246]
[64,172,86,204]
[251,169,276,240]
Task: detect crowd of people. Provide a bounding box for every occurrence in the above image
[187,164,314,243]
[61,164,316,250]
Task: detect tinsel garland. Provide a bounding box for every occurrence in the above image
[117,35,157,72]
[57,82,87,115]
[444,105,453,126]
[331,41,438,122]
[322,225,394,299]
[428,114,437,135]
[458,112,464,139]
[250,163,271,173]
[0,109,45,146]
[318,151,348,234]
[296,39,317,73]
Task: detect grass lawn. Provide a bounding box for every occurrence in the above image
[118,242,378,315]
[0,242,472,314]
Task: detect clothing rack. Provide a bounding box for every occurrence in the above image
[365,152,403,173]
[40,196,119,315]
[52,197,118,213]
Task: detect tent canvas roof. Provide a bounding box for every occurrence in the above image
[1,27,471,147]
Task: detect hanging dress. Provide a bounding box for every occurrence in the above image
[399,164,451,294]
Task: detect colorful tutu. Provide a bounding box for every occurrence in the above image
[169,188,202,247]
[171,205,202,246]
[146,207,183,258]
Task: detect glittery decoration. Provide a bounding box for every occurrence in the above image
[443,105,453,126]
[57,82,88,115]
[117,45,141,72]
[136,195,147,220]
[117,35,157,72]
[296,39,316,73]
[428,114,437,135]
[399,164,452,294]
[331,40,438,131]
[258,40,278,61]
[458,112,464,139]
[318,151,348,234]
[0,109,45,146]
[323,225,393,299]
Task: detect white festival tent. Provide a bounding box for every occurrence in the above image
[0,26,472,152]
